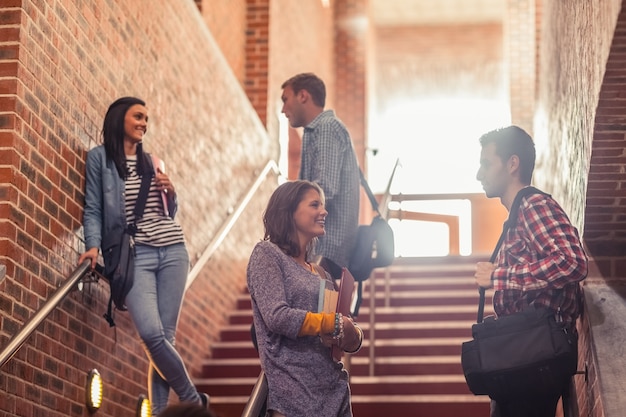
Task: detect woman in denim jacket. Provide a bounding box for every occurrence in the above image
[78,97,209,414]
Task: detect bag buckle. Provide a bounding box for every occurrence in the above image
[556,307,563,323]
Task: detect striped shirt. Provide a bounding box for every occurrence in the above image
[125,156,185,247]
[491,191,588,324]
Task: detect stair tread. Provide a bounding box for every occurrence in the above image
[228,307,494,319]
[223,321,475,333]
[236,289,487,301]
[202,354,461,366]
[351,394,489,403]
[350,374,466,383]
[207,394,490,404]
[350,355,461,364]
[212,336,467,348]
[197,374,467,385]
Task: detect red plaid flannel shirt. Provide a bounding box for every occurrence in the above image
[491,192,588,324]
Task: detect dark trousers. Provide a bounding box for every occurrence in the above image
[490,381,568,417]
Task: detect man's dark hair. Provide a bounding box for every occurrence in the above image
[479,125,536,184]
[281,73,326,108]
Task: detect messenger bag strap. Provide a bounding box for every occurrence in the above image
[104,151,153,327]
[129,152,153,230]
[359,169,382,216]
[477,186,544,323]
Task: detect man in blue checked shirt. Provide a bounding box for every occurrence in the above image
[280,73,360,279]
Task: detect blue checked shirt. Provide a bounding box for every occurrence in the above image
[299,110,360,267]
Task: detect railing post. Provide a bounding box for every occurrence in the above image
[368,271,376,377]
[384,267,391,307]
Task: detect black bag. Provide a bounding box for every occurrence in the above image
[102,154,152,327]
[349,215,394,282]
[349,169,395,282]
[461,306,578,401]
[348,169,395,317]
[104,226,137,312]
[461,186,578,401]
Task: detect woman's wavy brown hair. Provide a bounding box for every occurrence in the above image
[263,180,325,259]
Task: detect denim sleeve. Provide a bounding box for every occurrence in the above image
[83,149,104,251]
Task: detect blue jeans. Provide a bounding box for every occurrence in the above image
[125,243,200,414]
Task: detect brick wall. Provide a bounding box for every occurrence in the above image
[534,1,624,417]
[586,1,626,277]
[505,0,536,134]
[244,0,270,126]
[533,0,620,229]
[197,0,248,86]
[374,23,504,110]
[0,1,275,416]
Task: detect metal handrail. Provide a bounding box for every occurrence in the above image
[0,160,281,370]
[186,160,280,290]
[0,260,92,368]
[241,370,268,417]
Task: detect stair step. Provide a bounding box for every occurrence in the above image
[351,394,490,417]
[348,355,463,376]
[211,341,258,359]
[220,320,476,342]
[349,374,474,395]
[227,304,495,325]
[236,289,489,309]
[201,358,261,378]
[207,394,490,417]
[197,374,475,397]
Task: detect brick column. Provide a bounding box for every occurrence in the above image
[334,0,370,168]
[505,0,536,134]
[245,0,270,125]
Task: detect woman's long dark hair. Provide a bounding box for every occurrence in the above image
[263,180,324,259]
[102,96,149,179]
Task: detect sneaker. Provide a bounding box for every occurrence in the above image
[199,392,210,409]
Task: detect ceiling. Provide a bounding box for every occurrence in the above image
[370,0,505,26]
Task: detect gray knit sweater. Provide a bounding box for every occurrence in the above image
[247,240,353,417]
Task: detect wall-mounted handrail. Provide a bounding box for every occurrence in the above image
[186,160,280,290]
[0,260,91,368]
[387,209,460,255]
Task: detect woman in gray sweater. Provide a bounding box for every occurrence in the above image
[247,180,363,417]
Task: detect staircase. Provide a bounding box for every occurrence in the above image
[197,256,492,417]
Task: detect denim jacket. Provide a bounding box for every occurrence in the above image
[82,145,178,253]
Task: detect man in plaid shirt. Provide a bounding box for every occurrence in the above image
[474,126,588,417]
[280,73,360,279]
